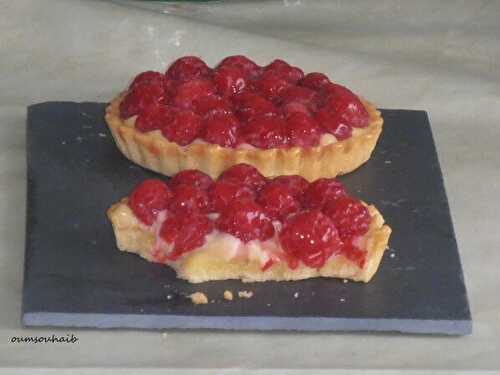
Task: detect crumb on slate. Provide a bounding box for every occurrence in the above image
[189,292,208,305]
[238,290,254,299]
[293,292,299,298]
[340,298,345,303]
[223,290,233,301]
[166,294,173,300]
[343,279,349,284]
[390,253,396,258]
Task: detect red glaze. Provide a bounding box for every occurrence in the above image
[286,112,322,147]
[341,240,368,268]
[271,175,309,198]
[302,178,347,209]
[217,55,261,79]
[264,59,304,84]
[193,95,232,117]
[208,180,256,212]
[129,179,172,225]
[169,170,214,191]
[168,185,210,214]
[320,83,369,128]
[241,115,288,149]
[233,91,278,122]
[166,56,210,82]
[316,107,353,140]
[201,113,239,147]
[161,110,202,146]
[135,104,175,133]
[256,71,291,101]
[279,86,319,112]
[120,82,165,119]
[173,79,216,109]
[322,196,371,239]
[129,71,164,90]
[213,66,247,97]
[257,181,301,220]
[218,163,267,191]
[299,72,331,90]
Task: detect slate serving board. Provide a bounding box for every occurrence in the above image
[22,102,471,334]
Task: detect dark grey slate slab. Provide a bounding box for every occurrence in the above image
[22,102,472,334]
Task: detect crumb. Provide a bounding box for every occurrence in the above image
[343,279,348,284]
[140,308,144,312]
[189,292,208,305]
[238,290,254,299]
[166,294,173,300]
[384,160,392,164]
[390,253,396,258]
[98,132,107,138]
[340,298,345,303]
[223,290,233,301]
[162,332,168,338]
[210,299,215,303]
[61,141,66,145]
[267,303,272,307]
[293,292,299,298]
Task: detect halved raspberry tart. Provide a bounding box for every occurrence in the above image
[107,164,391,283]
[105,56,383,181]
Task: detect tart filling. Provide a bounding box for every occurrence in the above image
[107,164,391,283]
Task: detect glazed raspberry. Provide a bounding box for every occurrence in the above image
[129,179,172,225]
[192,95,232,117]
[279,86,319,112]
[264,59,304,83]
[218,163,268,191]
[129,71,164,90]
[315,107,353,140]
[279,210,341,268]
[201,113,239,147]
[135,104,175,133]
[213,66,247,97]
[217,55,261,78]
[302,178,347,209]
[168,185,210,214]
[173,79,216,109]
[208,180,255,212]
[286,112,322,147]
[320,84,369,128]
[161,110,202,146]
[256,72,291,101]
[282,102,311,117]
[257,182,301,220]
[341,240,367,268]
[160,212,213,257]
[120,82,165,119]
[322,196,371,239]
[169,170,213,191]
[271,175,309,198]
[241,115,288,149]
[299,72,331,90]
[216,199,274,243]
[166,56,210,82]
[233,92,278,122]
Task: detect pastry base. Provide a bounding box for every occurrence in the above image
[107,200,391,283]
[105,95,383,181]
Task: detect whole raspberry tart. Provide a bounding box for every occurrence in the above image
[105,56,383,181]
[107,164,391,283]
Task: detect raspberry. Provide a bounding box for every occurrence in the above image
[257,182,301,220]
[279,86,319,112]
[315,107,353,140]
[201,113,239,147]
[129,179,172,225]
[213,66,247,97]
[256,72,291,101]
[218,163,267,191]
[161,110,202,146]
[216,199,274,242]
[166,56,210,82]
[341,240,367,268]
[264,59,304,83]
[286,112,322,147]
[173,79,216,109]
[119,82,165,119]
[217,55,261,79]
[192,95,232,117]
[322,196,371,239]
[135,104,175,133]
[299,72,331,90]
[271,175,309,198]
[169,170,213,191]
[279,210,341,268]
[282,102,311,117]
[168,185,210,214]
[233,92,278,122]
[320,84,369,128]
[241,115,288,149]
[208,180,256,212]
[302,178,347,209]
[160,212,213,257]
[129,71,164,90]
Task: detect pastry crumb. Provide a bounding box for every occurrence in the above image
[223,290,233,301]
[189,292,208,305]
[162,332,168,338]
[238,290,254,299]
[340,298,345,303]
[389,253,396,258]
[166,294,173,300]
[343,279,349,284]
[293,292,299,298]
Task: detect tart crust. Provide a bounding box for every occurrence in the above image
[107,199,391,283]
[105,94,383,181]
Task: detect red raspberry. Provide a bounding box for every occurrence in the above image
[282,102,311,117]
[166,56,210,82]
[286,112,322,147]
[241,115,288,149]
[216,199,274,243]
[208,180,256,212]
[218,163,267,191]
[279,210,341,268]
[279,86,319,112]
[169,170,213,191]
[264,59,304,83]
[217,55,261,79]
[161,110,202,146]
[233,92,278,122]
[173,79,216,109]
[315,107,353,140]
[201,113,239,147]
[129,71,164,90]
[302,178,347,209]
[322,196,371,239]
[213,66,247,97]
[129,179,172,225]
[119,82,165,119]
[341,240,367,268]
[135,104,175,133]
[160,212,213,257]
[257,182,301,220]
[299,72,331,90]
[271,175,309,198]
[256,72,291,101]
[192,95,232,117]
[320,84,369,128]
[168,185,210,214]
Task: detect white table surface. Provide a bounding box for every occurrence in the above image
[0,0,499,373]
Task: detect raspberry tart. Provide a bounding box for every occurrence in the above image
[105,56,383,181]
[107,164,391,283]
